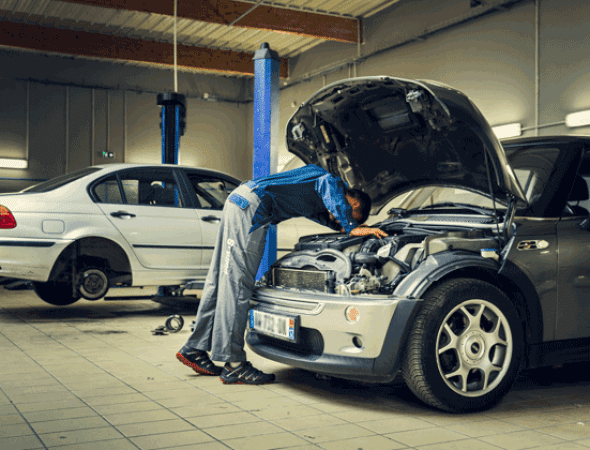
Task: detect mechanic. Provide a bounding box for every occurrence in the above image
[176,163,388,385]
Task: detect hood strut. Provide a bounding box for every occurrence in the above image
[484,148,517,248]
[484,147,503,247]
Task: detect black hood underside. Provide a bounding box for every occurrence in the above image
[286,77,526,212]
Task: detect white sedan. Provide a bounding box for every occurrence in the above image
[0,163,322,306]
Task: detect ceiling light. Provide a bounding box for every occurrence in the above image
[492,123,521,139]
[565,110,590,128]
[0,158,27,169]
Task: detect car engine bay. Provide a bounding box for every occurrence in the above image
[264,218,502,296]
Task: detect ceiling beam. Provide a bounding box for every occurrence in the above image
[0,20,289,78]
[58,0,360,43]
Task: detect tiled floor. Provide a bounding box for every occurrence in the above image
[3,288,590,450]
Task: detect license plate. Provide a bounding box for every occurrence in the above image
[249,309,299,343]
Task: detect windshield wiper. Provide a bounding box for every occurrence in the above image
[414,202,496,216]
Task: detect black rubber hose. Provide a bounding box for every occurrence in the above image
[388,256,411,273]
[350,253,379,265]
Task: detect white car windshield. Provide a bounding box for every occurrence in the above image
[23,167,101,193]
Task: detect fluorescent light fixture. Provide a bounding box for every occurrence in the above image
[492,123,522,139]
[0,158,27,169]
[566,110,590,128]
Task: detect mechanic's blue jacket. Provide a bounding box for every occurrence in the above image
[240,164,360,234]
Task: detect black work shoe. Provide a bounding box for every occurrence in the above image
[220,361,276,385]
[176,346,222,376]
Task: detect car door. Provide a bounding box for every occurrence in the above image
[555,173,590,340]
[93,167,203,270]
[181,170,239,273]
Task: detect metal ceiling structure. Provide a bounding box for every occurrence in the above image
[0,0,403,78]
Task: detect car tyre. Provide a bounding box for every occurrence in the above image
[33,281,80,306]
[401,278,523,413]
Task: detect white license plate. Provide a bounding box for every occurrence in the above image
[249,309,299,343]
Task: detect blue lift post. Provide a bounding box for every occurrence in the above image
[253,43,280,280]
[157,92,186,165]
[155,92,186,298]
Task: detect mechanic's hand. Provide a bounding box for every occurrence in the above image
[349,226,388,239]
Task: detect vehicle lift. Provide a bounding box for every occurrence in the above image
[155,91,204,299]
[158,44,280,304]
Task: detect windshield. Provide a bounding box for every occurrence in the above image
[374,145,561,221]
[23,167,101,193]
[392,186,506,212]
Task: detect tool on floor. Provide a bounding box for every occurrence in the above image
[151,315,184,336]
[151,326,168,336]
[165,315,184,332]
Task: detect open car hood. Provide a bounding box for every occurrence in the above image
[286,76,527,212]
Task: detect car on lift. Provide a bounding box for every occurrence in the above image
[0,159,344,306]
[0,164,244,305]
[246,75,590,412]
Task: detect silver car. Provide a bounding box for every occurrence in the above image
[0,164,242,305]
[247,76,590,412]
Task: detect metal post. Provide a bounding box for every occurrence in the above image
[253,42,280,280]
[157,92,186,165]
[155,92,185,298]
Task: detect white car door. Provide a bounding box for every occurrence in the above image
[93,167,203,271]
[182,170,239,273]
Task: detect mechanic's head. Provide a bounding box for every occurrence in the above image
[345,189,371,224]
[327,189,371,229]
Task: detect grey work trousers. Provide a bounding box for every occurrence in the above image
[184,183,268,362]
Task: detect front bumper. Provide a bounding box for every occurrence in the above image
[246,287,422,383]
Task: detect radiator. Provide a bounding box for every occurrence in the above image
[271,267,329,292]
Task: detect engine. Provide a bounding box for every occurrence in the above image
[264,225,499,296]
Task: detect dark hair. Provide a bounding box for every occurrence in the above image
[346,188,371,224]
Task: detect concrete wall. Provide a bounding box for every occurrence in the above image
[124,91,251,179]
[0,79,252,193]
[0,48,253,102]
[0,0,589,189]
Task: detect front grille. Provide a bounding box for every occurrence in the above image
[256,327,324,357]
[272,267,328,292]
